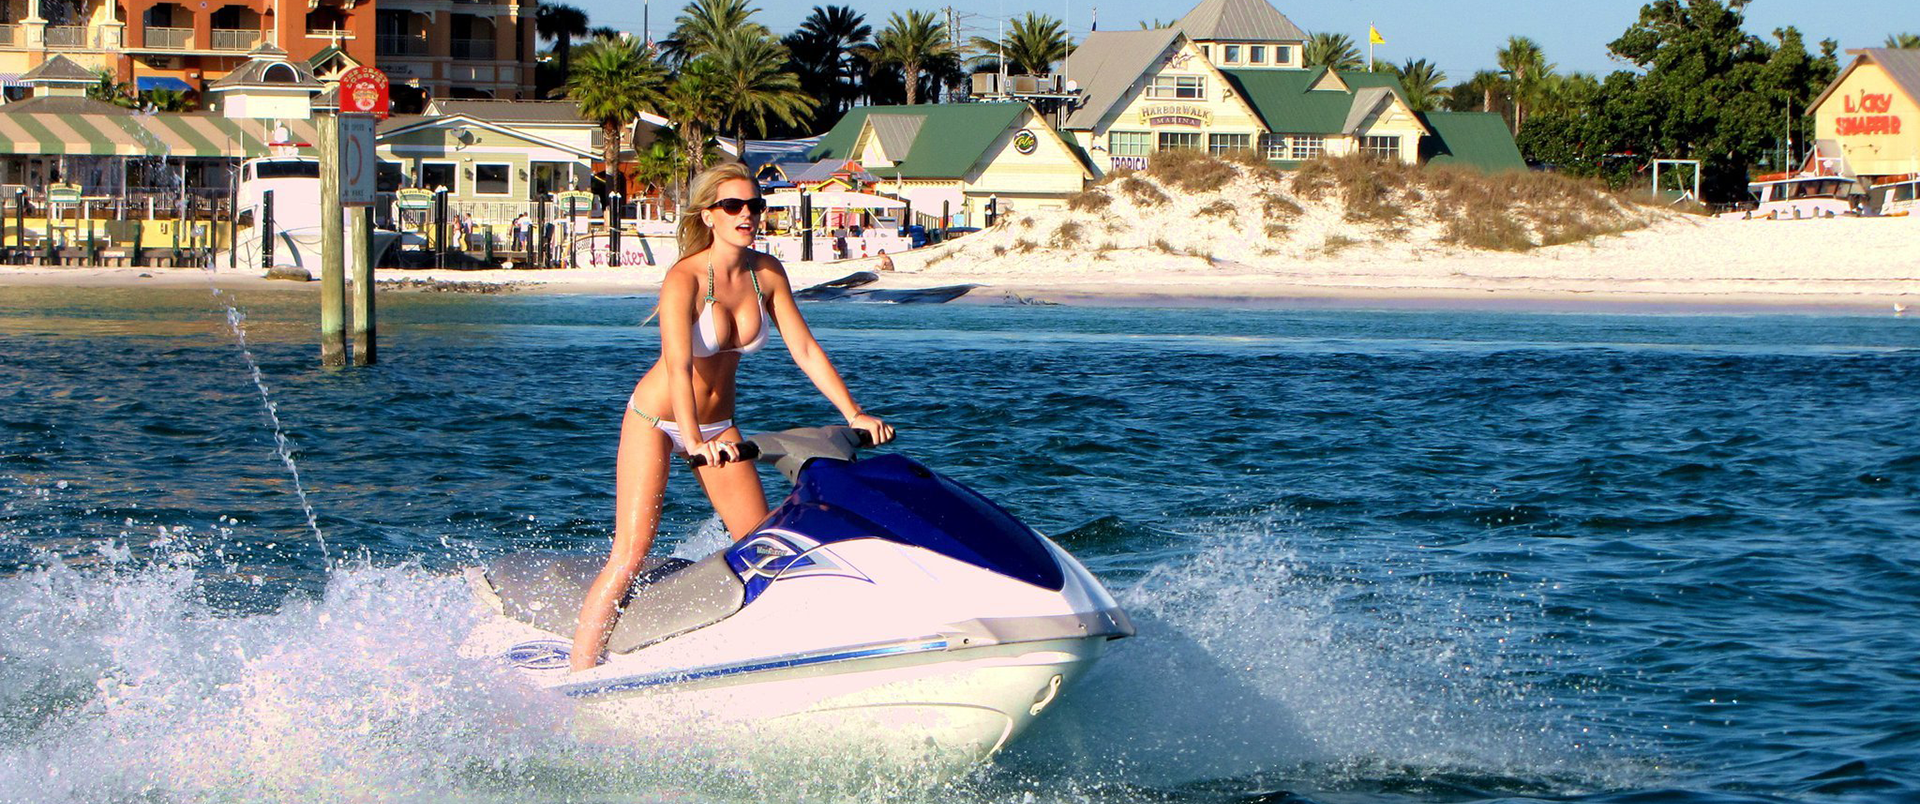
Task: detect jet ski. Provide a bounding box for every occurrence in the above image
[461,426,1133,765]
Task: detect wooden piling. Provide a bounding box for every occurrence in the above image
[318,115,347,367]
[350,206,374,365]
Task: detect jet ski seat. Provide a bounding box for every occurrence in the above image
[480,550,747,654]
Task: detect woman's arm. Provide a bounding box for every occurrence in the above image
[759,255,894,444]
[656,265,711,453]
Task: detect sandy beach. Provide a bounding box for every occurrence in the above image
[1,214,1914,312]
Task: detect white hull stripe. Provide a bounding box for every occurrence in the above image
[558,639,952,699]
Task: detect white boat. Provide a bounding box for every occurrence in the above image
[224,152,412,272]
[460,426,1133,768]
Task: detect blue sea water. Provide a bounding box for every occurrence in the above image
[1,285,1918,803]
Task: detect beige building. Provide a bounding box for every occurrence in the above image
[810,102,1091,226]
[1809,47,1919,209]
[1063,0,1433,177]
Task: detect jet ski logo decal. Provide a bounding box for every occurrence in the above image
[728,529,870,604]
[506,640,572,671]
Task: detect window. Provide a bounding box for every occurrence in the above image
[1223,45,1241,64]
[1201,44,1211,60]
[1249,46,1266,64]
[420,162,457,192]
[1208,133,1250,154]
[253,160,320,179]
[1361,135,1400,160]
[376,161,403,192]
[1261,133,1287,160]
[475,163,511,195]
[1157,131,1201,151]
[1146,75,1205,100]
[1109,131,1151,156]
[1289,135,1325,160]
[1273,46,1292,65]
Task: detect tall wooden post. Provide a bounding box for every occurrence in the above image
[532,193,546,268]
[800,190,813,261]
[260,189,274,271]
[608,191,622,268]
[350,206,374,365]
[318,115,347,367]
[567,196,579,269]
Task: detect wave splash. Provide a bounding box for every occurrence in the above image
[0,509,1634,803]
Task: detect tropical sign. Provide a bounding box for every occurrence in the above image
[554,190,595,212]
[395,188,436,210]
[46,183,81,204]
[338,66,390,120]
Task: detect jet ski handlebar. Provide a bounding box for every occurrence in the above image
[685,425,876,482]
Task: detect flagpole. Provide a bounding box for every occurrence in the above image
[1367,26,1373,70]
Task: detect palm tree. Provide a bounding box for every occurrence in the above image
[1138,19,1171,29]
[567,36,669,202]
[968,12,1070,76]
[633,132,686,199]
[140,87,195,112]
[1888,33,1920,48]
[783,5,870,131]
[1454,69,1508,113]
[1304,33,1362,71]
[867,9,952,105]
[536,3,590,82]
[87,70,138,108]
[659,58,730,196]
[1390,58,1446,113]
[661,0,768,64]
[710,29,817,146]
[1496,35,1549,134]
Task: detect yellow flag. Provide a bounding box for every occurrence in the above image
[1369,26,1386,45]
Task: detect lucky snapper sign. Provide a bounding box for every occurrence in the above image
[1836,91,1902,136]
[338,66,391,119]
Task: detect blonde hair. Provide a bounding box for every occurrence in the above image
[675,162,759,258]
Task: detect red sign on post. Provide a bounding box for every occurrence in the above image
[338,66,390,120]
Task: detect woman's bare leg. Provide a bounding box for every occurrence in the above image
[692,426,771,539]
[572,408,672,671]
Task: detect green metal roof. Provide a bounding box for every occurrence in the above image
[1418,111,1527,173]
[809,103,1029,179]
[1219,67,1408,134]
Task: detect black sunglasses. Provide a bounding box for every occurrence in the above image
[706,197,767,215]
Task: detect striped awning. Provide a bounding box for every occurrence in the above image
[0,113,320,158]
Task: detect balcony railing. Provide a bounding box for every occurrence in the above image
[450,38,494,60]
[210,29,260,51]
[376,34,429,56]
[143,26,192,49]
[306,27,354,40]
[44,25,87,47]
[0,25,16,46]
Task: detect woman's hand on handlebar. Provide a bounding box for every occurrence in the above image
[688,439,742,467]
[848,412,894,445]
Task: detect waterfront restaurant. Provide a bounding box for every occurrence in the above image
[1809,48,1920,211]
[809,101,1091,226]
[1062,0,1518,176]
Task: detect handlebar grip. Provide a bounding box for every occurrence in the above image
[853,428,875,448]
[685,441,762,468]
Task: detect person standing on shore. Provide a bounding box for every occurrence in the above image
[570,162,893,671]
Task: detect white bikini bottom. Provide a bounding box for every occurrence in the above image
[629,394,732,454]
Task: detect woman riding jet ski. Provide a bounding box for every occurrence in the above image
[462,426,1134,765]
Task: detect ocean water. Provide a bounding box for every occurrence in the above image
[1,285,1917,803]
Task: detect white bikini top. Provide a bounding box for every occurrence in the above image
[690,259,770,358]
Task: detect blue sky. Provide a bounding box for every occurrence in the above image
[579,0,1910,83]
